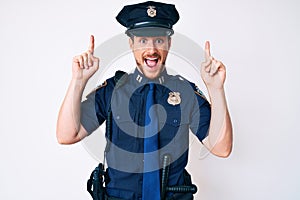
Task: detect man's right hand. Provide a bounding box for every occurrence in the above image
[72,35,99,82]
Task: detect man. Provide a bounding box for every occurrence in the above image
[56,1,232,200]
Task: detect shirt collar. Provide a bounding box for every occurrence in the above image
[133,68,167,85]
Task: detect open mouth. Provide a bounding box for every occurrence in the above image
[144,57,159,68]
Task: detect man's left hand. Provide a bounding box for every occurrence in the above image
[201,41,226,90]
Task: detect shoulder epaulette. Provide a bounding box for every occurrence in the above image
[114,70,128,88]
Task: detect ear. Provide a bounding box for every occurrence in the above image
[168,37,172,50]
[129,37,134,50]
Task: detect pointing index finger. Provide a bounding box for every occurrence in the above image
[88,35,95,54]
[205,41,211,61]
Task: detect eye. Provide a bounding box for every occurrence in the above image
[155,38,164,44]
[140,38,147,44]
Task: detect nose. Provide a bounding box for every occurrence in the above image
[146,39,157,53]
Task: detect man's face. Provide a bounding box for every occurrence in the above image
[129,35,171,79]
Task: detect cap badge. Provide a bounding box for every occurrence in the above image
[167,92,181,106]
[147,6,156,17]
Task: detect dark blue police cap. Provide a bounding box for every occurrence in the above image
[116,1,180,37]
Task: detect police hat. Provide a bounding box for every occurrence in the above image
[116,1,179,37]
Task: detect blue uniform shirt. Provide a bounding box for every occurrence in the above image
[81,69,211,200]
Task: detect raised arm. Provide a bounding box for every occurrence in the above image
[201,41,233,157]
[56,35,99,144]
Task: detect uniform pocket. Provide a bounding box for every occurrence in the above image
[159,111,189,148]
[111,115,141,153]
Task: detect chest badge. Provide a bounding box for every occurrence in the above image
[167,92,181,106]
[147,6,156,17]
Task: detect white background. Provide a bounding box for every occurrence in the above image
[1,0,300,199]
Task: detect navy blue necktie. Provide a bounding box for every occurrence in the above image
[142,83,160,200]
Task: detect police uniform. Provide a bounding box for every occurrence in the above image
[82,1,211,200]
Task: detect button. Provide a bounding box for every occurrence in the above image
[138,179,143,185]
[137,193,143,199]
[173,119,178,123]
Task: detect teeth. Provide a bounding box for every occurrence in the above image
[146,57,158,60]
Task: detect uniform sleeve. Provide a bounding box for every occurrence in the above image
[80,91,101,135]
[189,84,211,142]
